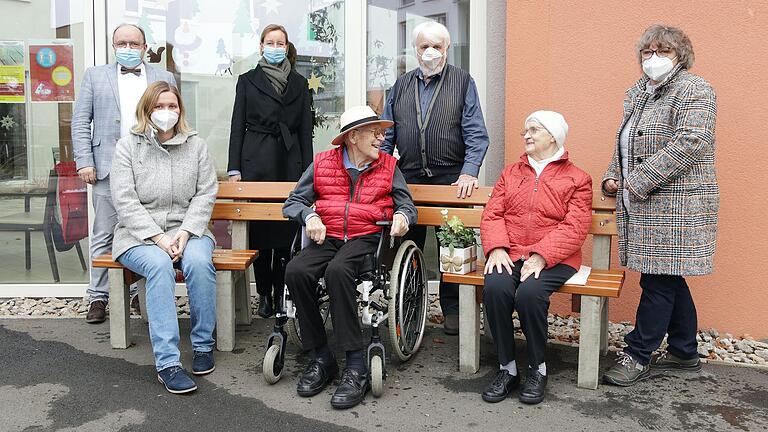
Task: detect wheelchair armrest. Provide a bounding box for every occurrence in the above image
[375,220,392,227]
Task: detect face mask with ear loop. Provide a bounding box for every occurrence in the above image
[642,53,677,82]
[419,47,444,77]
[151,109,179,132]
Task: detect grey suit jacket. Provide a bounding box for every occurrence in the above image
[72,62,176,179]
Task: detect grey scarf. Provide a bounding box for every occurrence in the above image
[258,57,290,95]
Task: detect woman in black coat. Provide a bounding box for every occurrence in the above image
[228,24,313,318]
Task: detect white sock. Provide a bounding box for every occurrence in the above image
[500,360,517,376]
[538,362,547,376]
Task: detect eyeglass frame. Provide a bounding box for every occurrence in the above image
[519,126,548,137]
[113,41,144,49]
[640,46,675,60]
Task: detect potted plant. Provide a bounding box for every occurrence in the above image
[436,209,478,275]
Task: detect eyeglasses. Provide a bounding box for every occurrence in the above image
[114,41,143,49]
[364,128,385,138]
[640,47,675,59]
[519,126,546,137]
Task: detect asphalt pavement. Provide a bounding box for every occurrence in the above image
[1,317,766,432]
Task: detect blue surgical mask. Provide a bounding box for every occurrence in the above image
[262,46,286,65]
[115,47,142,68]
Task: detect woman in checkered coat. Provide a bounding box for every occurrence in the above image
[601,25,719,387]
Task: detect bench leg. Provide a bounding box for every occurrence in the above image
[578,295,605,389]
[216,270,236,352]
[109,269,131,349]
[600,298,609,356]
[459,284,480,373]
[138,279,148,323]
[234,270,252,325]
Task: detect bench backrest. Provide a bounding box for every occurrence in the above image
[211,182,617,267]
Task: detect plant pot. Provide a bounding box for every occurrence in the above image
[439,245,477,275]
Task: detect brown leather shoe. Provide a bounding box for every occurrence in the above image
[443,314,459,335]
[86,300,107,324]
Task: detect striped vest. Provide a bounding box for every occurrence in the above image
[390,64,471,175]
[314,147,396,240]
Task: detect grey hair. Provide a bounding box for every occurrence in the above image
[636,24,694,69]
[411,21,451,48]
[112,23,146,45]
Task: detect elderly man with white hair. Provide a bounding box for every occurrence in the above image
[283,105,417,409]
[381,20,490,335]
[480,111,592,404]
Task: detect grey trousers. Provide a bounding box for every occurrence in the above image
[87,177,118,303]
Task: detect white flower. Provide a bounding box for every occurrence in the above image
[440,209,449,217]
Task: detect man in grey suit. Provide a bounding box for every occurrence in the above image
[72,23,176,323]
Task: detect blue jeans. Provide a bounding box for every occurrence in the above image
[118,236,217,371]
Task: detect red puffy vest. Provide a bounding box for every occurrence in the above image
[314,147,397,240]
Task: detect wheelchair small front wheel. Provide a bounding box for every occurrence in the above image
[262,344,283,384]
[370,355,385,397]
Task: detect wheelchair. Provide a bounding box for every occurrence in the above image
[262,222,429,397]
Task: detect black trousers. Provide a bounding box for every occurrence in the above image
[284,234,380,352]
[483,261,576,367]
[403,172,461,316]
[253,248,289,298]
[624,273,698,365]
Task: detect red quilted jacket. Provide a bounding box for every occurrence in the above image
[314,147,396,240]
[480,152,593,270]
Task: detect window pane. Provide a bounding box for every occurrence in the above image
[366,0,470,115]
[0,1,90,284]
[106,0,346,169]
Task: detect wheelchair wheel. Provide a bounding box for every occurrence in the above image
[387,240,428,361]
[370,355,385,397]
[262,344,283,384]
[287,293,331,350]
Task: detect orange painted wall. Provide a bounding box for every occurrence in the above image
[504,1,768,337]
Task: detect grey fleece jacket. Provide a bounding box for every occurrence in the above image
[110,129,218,260]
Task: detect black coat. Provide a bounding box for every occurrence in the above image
[228,65,314,249]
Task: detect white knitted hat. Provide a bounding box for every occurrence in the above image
[525,110,569,148]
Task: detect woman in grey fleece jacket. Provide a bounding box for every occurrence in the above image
[110,82,218,394]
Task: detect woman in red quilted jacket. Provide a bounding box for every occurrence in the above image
[480,111,592,405]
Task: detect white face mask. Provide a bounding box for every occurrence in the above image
[419,47,444,77]
[642,54,675,82]
[151,109,179,132]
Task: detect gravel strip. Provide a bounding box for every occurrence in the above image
[2,295,766,366]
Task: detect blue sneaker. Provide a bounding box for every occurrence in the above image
[157,366,197,394]
[192,350,215,375]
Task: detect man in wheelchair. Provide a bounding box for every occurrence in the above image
[282,105,417,409]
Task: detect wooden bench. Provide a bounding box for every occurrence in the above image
[92,248,257,352]
[412,184,624,389]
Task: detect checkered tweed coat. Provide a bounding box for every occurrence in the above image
[602,65,719,276]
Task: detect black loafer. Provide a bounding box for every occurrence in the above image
[330,368,369,409]
[482,369,520,403]
[297,356,338,397]
[519,367,548,404]
[257,294,274,318]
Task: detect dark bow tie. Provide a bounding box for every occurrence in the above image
[120,66,141,76]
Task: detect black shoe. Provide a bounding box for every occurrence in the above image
[482,369,520,403]
[519,367,548,404]
[297,356,338,397]
[257,294,274,318]
[85,300,107,324]
[330,368,369,409]
[443,314,459,336]
[603,352,651,386]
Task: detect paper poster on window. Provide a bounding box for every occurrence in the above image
[28,39,75,102]
[0,41,25,103]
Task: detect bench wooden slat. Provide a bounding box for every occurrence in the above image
[93,249,258,271]
[216,181,294,201]
[442,267,624,298]
[592,189,616,211]
[211,202,287,221]
[408,185,494,206]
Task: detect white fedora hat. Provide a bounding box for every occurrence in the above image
[331,105,394,146]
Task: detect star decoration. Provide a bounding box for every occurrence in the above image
[0,115,15,130]
[307,73,324,93]
[260,0,282,15]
